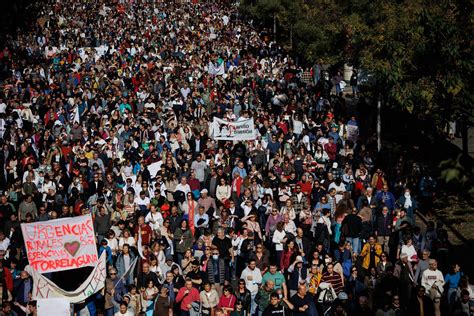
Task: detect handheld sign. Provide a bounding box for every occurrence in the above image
[21,214,99,273]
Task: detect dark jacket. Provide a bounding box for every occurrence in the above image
[206,257,229,285]
[341,214,362,238]
[288,265,308,291]
[137,271,160,288]
[375,213,393,237]
[88,180,104,196]
[94,213,111,235]
[13,277,32,304]
[235,289,252,313]
[408,295,435,316]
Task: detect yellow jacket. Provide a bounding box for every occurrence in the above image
[360,242,383,270]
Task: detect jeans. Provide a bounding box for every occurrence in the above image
[97,234,106,244]
[377,236,390,253]
[346,237,360,254]
[105,308,114,316]
[352,85,358,95]
[448,287,457,304]
[250,293,257,315]
[406,207,416,222]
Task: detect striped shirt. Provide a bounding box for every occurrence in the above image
[321,272,344,294]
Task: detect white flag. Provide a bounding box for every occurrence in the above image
[137,227,145,259]
[208,61,225,76]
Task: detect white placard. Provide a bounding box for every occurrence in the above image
[37,298,70,316]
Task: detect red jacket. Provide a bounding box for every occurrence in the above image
[280,249,296,271]
[176,287,200,311]
[324,142,337,161]
[1,267,13,292]
[232,177,243,197]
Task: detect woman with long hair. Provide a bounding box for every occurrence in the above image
[333,204,347,245]
[234,279,251,315]
[180,192,197,235]
[280,240,298,273]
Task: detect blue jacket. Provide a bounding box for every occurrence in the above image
[376,191,396,211]
[13,278,32,304]
[115,252,137,284]
[99,245,113,265]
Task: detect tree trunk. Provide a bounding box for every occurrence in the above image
[461,121,468,156]
[289,25,293,49]
[377,95,382,152]
[273,13,277,40]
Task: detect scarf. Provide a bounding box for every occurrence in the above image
[188,200,196,234]
[403,193,412,208]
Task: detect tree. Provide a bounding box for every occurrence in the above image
[241,0,473,152]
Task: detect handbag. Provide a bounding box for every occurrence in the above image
[317,282,337,304]
[201,292,215,316]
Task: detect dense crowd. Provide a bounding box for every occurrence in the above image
[0,1,472,316]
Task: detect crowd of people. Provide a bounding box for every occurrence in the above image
[0,0,472,316]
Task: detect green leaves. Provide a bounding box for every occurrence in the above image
[241,0,472,126]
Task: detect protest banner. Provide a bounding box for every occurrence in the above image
[147,161,163,178]
[346,125,359,142]
[26,252,107,304]
[211,117,256,141]
[208,61,225,76]
[21,214,99,273]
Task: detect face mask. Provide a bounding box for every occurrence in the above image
[212,255,219,260]
[404,192,410,197]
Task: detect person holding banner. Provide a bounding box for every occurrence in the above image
[0,1,465,315]
[116,244,136,286]
[105,268,126,316]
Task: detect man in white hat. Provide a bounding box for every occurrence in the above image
[198,188,217,216]
[394,252,415,306]
[287,256,306,297]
